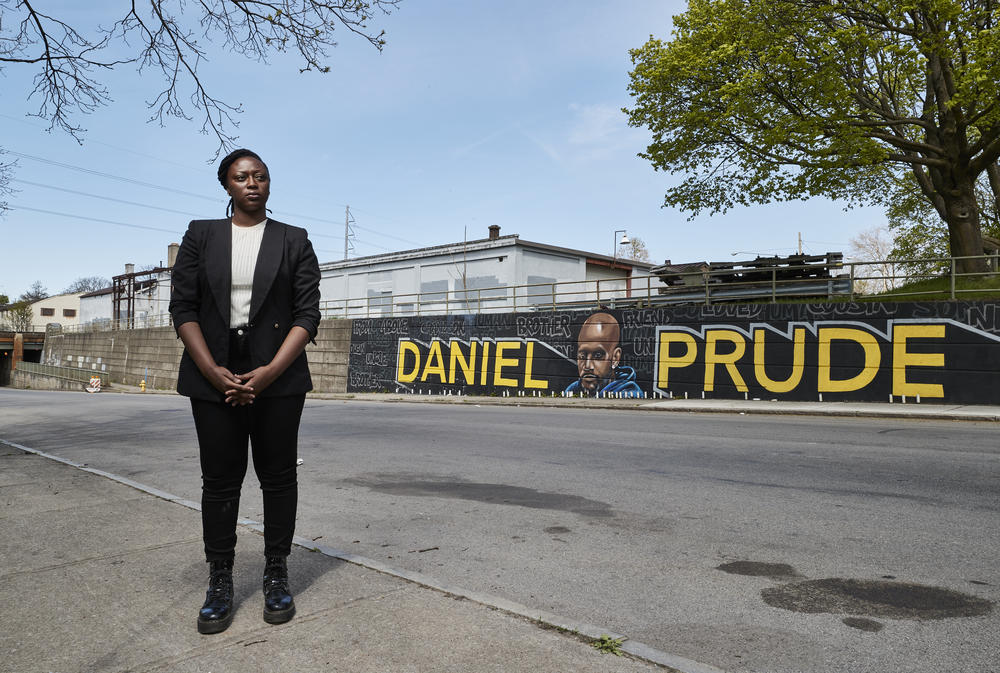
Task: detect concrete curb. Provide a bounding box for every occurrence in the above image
[84,384,1000,422]
[307,392,1000,423]
[1,437,728,673]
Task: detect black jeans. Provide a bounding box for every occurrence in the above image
[189,329,305,561]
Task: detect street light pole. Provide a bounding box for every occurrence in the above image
[613,229,630,265]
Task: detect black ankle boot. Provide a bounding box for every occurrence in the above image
[262,556,295,624]
[197,558,234,634]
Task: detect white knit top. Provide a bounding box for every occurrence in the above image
[230,219,267,327]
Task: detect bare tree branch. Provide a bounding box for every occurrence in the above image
[0,0,400,157]
[0,148,14,215]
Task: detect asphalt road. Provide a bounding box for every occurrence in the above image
[1,388,997,673]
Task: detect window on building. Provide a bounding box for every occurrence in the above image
[62,309,77,318]
[367,289,394,316]
[525,275,558,305]
[40,307,55,316]
[454,275,506,310]
[419,280,449,307]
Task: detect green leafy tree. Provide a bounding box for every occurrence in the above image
[5,300,35,331]
[887,172,1000,273]
[625,0,1000,273]
[0,294,9,306]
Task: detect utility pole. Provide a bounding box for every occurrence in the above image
[798,232,803,255]
[344,205,355,260]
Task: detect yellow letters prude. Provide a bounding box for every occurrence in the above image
[654,321,948,398]
[754,327,805,393]
[396,338,551,390]
[892,324,945,398]
[817,327,880,392]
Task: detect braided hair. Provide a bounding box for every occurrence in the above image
[217,149,269,217]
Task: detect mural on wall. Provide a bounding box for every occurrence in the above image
[347,302,1000,404]
[564,312,643,397]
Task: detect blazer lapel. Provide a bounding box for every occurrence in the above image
[205,219,232,325]
[249,220,285,323]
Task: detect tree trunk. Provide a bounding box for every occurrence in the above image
[986,163,1000,221]
[940,180,988,274]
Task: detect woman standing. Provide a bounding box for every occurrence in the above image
[169,149,321,634]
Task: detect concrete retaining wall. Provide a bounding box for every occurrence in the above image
[36,319,352,394]
[10,369,91,391]
[42,326,182,391]
[306,319,351,393]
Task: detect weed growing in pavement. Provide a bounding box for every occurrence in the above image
[591,634,625,656]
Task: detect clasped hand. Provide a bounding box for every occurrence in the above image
[210,364,277,406]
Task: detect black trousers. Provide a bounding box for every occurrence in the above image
[190,394,305,561]
[189,330,305,561]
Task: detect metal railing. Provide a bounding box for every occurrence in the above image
[14,361,111,385]
[0,324,47,333]
[319,276,638,318]
[57,313,176,333]
[8,255,994,334]
[319,254,999,318]
[845,253,1000,301]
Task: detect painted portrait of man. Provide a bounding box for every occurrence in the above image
[564,311,643,397]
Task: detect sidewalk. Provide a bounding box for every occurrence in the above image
[112,383,1000,422]
[313,391,1000,422]
[0,440,722,673]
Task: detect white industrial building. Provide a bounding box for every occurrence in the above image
[78,287,113,327]
[0,292,85,331]
[68,227,654,326]
[318,226,654,317]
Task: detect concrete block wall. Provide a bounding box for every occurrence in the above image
[37,318,351,394]
[10,369,90,391]
[42,327,183,390]
[306,318,351,393]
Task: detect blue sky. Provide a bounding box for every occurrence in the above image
[0,0,886,301]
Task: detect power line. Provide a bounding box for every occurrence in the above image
[11,179,205,218]
[7,149,420,249]
[10,171,401,250]
[10,176,355,234]
[10,203,396,255]
[0,112,205,172]
[6,150,221,202]
[9,205,183,235]
[270,206,420,246]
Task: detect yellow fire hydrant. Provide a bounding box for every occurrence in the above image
[140,379,146,392]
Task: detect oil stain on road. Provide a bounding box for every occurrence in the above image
[345,473,614,518]
[761,577,994,620]
[717,560,802,580]
[718,560,994,632]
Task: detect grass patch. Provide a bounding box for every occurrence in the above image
[859,273,1000,301]
[591,634,625,656]
[728,272,1000,304]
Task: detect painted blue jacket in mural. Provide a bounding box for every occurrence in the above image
[564,366,643,398]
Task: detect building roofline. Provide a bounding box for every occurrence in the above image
[515,238,654,268]
[319,235,521,270]
[80,287,115,298]
[28,291,86,303]
[318,234,654,271]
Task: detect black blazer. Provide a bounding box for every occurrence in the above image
[169,218,321,401]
